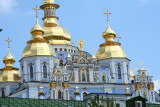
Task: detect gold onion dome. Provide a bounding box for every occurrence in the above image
[0,40,21,82]
[22,8,55,58]
[40,0,72,45]
[96,10,127,60]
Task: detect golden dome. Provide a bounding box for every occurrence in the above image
[0,49,21,82]
[30,17,44,34]
[0,69,21,82]
[130,68,134,80]
[41,0,72,45]
[22,15,56,58]
[22,43,55,57]
[103,22,116,37]
[96,45,127,60]
[43,25,72,45]
[3,50,15,62]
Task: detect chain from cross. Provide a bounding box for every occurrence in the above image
[32,5,40,17]
[104,9,111,22]
[5,37,12,49]
[116,34,121,43]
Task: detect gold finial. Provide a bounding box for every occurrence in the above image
[104,9,111,22]
[32,5,40,18]
[116,34,121,43]
[134,68,138,72]
[139,61,143,66]
[76,40,85,51]
[92,47,96,58]
[92,47,95,54]
[5,37,12,50]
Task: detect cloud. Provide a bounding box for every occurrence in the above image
[0,0,18,13]
[153,80,160,92]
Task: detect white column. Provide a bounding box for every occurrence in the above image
[29,87,38,99]
[89,68,94,82]
[110,61,116,83]
[74,68,79,82]
[36,59,41,81]
[22,92,27,98]
[23,61,27,82]
[55,88,57,100]
[123,62,128,83]
[5,86,10,96]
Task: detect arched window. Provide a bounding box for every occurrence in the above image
[43,62,47,78]
[1,88,5,98]
[30,64,34,80]
[101,73,106,82]
[117,63,122,79]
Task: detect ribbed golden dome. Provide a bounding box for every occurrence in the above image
[96,45,127,60]
[22,15,56,58]
[43,25,72,45]
[3,50,15,62]
[103,22,116,37]
[41,0,72,45]
[0,49,21,82]
[22,43,55,57]
[0,69,21,82]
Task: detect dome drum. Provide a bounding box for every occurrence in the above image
[40,4,59,9]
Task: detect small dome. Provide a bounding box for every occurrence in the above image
[43,25,72,45]
[3,50,15,62]
[96,45,127,60]
[103,22,116,37]
[22,43,55,58]
[30,18,44,33]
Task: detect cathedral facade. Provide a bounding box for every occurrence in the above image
[0,0,160,106]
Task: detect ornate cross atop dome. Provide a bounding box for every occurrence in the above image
[104,9,111,22]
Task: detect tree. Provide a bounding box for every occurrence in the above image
[88,93,114,107]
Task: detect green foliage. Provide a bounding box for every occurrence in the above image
[115,103,120,107]
[88,93,114,107]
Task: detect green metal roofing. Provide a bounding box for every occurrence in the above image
[0,98,86,107]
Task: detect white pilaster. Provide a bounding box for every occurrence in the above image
[74,68,79,82]
[36,59,40,81]
[89,68,94,82]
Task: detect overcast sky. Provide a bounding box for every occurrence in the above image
[0,0,159,91]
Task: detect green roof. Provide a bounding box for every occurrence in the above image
[0,98,86,107]
[127,96,148,102]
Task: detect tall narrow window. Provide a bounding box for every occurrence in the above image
[43,62,47,78]
[101,73,106,82]
[30,64,34,80]
[117,63,122,79]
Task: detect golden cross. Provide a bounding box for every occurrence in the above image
[116,34,121,43]
[32,5,40,17]
[104,9,111,21]
[5,37,12,49]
